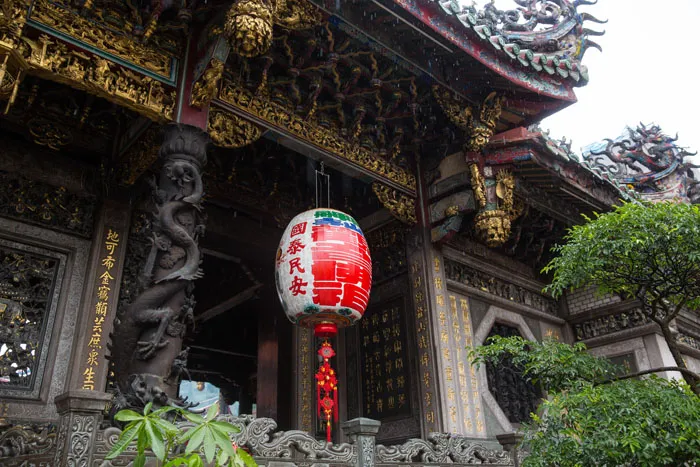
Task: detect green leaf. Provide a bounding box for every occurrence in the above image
[164,458,190,467]
[144,419,166,460]
[203,426,216,463]
[188,454,204,467]
[182,411,206,424]
[206,402,220,421]
[184,426,206,454]
[238,448,257,467]
[209,421,241,434]
[133,453,146,467]
[114,410,144,422]
[136,429,148,456]
[152,416,180,435]
[105,423,140,459]
[210,424,235,457]
[144,401,153,415]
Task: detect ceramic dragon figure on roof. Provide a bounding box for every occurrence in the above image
[584,123,700,203]
[430,0,606,83]
[480,0,606,59]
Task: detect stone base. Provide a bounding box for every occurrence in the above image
[53,390,113,466]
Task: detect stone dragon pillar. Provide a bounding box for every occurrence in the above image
[109,124,209,410]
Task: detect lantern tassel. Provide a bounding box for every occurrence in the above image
[333,385,338,422]
[314,328,338,444]
[317,383,321,418]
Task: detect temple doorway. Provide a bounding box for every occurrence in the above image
[162,137,383,430]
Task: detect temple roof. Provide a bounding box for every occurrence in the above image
[485,125,638,214]
[389,0,605,91]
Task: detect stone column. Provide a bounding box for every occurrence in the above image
[342,418,381,467]
[53,390,113,466]
[110,124,209,409]
[497,432,524,467]
[68,199,131,392]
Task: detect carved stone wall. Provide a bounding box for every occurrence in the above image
[0,170,97,239]
[444,259,557,316]
[0,242,63,396]
[572,308,650,342]
[0,217,90,422]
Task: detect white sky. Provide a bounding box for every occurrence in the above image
[473,1,700,155]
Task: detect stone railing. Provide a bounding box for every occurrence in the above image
[92,416,512,467]
[0,414,514,466]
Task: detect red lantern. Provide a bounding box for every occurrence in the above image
[275,208,372,441]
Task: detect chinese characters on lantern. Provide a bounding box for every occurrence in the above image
[360,299,411,419]
[81,229,120,390]
[287,222,308,298]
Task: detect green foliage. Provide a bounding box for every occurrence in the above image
[470,336,700,467]
[468,335,618,392]
[105,403,258,467]
[525,377,700,467]
[543,201,700,315]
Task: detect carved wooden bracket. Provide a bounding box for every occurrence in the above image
[207,107,264,148]
[372,182,417,225]
[118,124,161,185]
[432,86,504,153]
[191,58,225,109]
[470,165,523,247]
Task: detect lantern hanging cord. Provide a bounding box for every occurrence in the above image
[315,161,331,209]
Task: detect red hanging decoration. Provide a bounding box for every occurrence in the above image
[314,324,338,442]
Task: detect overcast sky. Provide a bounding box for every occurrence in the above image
[473,1,700,155]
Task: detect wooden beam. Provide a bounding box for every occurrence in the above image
[256,305,278,419]
[195,283,264,323]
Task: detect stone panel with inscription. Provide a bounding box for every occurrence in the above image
[359,297,412,420]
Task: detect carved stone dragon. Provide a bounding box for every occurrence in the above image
[108,124,209,413]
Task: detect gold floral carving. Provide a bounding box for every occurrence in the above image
[191,58,224,109]
[0,0,30,113]
[27,117,72,150]
[469,163,486,209]
[474,210,511,248]
[372,182,417,225]
[433,86,504,153]
[218,81,417,192]
[225,0,275,57]
[495,170,515,212]
[472,169,520,248]
[29,0,174,79]
[118,125,161,185]
[466,92,504,152]
[432,85,471,129]
[225,0,321,57]
[208,107,263,149]
[20,35,176,121]
[0,0,29,48]
[275,0,323,30]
